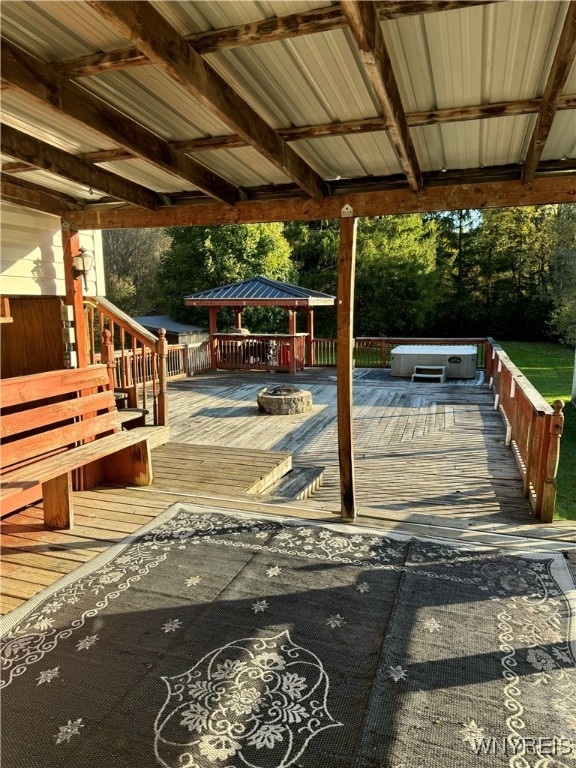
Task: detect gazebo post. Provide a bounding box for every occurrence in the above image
[208,306,218,371]
[306,308,315,367]
[287,309,297,374]
[233,309,243,330]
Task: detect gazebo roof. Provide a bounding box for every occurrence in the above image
[185,276,335,308]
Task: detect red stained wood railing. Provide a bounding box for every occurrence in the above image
[213,333,307,373]
[486,338,564,523]
[87,296,167,426]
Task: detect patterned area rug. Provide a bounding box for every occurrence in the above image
[1,504,575,768]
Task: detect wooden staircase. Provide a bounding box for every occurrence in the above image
[268,466,325,501]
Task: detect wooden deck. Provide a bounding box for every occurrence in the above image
[2,368,574,616]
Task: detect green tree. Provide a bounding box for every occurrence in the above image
[285,215,439,337]
[283,220,339,336]
[158,223,295,331]
[354,215,439,335]
[102,228,170,316]
[548,203,576,345]
[474,206,557,338]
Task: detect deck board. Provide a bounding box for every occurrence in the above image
[2,368,574,615]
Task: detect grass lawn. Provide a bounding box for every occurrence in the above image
[500,341,575,522]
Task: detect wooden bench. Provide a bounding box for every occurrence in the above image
[0,365,154,530]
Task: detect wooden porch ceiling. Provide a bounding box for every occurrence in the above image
[0,0,575,227]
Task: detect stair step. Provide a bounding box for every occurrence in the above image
[118,408,149,428]
[413,365,446,374]
[411,372,446,382]
[269,466,325,500]
[411,364,446,383]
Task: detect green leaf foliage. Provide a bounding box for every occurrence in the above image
[157,223,295,331]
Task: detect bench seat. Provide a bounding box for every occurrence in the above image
[0,366,155,529]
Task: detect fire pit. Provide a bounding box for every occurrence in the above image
[257,385,313,415]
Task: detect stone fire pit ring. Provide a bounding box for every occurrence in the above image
[257,385,313,415]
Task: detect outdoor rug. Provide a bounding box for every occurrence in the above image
[1,503,575,768]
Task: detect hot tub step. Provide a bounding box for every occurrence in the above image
[411,365,446,383]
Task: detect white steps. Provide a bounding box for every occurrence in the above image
[411,365,446,383]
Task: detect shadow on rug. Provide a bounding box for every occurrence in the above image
[1,504,575,767]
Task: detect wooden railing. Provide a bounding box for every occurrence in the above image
[87,296,168,426]
[214,334,306,374]
[486,339,564,523]
[311,338,337,366]
[309,337,488,368]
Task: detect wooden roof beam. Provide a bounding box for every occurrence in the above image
[0,38,242,205]
[342,0,422,192]
[64,176,576,231]
[522,1,576,183]
[4,96,574,177]
[53,2,501,75]
[88,1,327,201]
[173,95,576,151]
[190,2,501,54]
[1,175,84,216]
[1,125,163,210]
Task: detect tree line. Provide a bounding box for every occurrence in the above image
[103,204,576,345]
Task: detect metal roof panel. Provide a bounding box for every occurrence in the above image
[187,276,335,302]
[187,147,292,188]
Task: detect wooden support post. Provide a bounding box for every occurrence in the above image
[208,306,218,370]
[156,327,168,427]
[234,309,243,329]
[62,221,88,368]
[307,308,315,366]
[337,205,357,521]
[540,399,564,523]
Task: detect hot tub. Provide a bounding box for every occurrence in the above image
[391,345,477,379]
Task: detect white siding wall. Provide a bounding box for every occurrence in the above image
[0,202,106,296]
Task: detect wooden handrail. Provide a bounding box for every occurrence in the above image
[87,296,168,426]
[487,339,563,522]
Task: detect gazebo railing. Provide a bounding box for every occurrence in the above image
[214,333,306,373]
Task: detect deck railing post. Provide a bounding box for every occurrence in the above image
[184,344,192,376]
[156,328,169,426]
[101,329,116,390]
[540,400,564,523]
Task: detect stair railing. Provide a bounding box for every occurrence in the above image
[86,296,168,426]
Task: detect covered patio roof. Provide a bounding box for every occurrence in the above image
[185,276,335,309]
[1,1,574,229]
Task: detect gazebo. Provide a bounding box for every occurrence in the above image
[185,275,336,374]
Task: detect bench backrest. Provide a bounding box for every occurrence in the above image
[1,366,121,473]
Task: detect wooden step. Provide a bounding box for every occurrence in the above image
[268,466,325,500]
[118,408,149,429]
[412,365,446,383]
[413,365,446,374]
